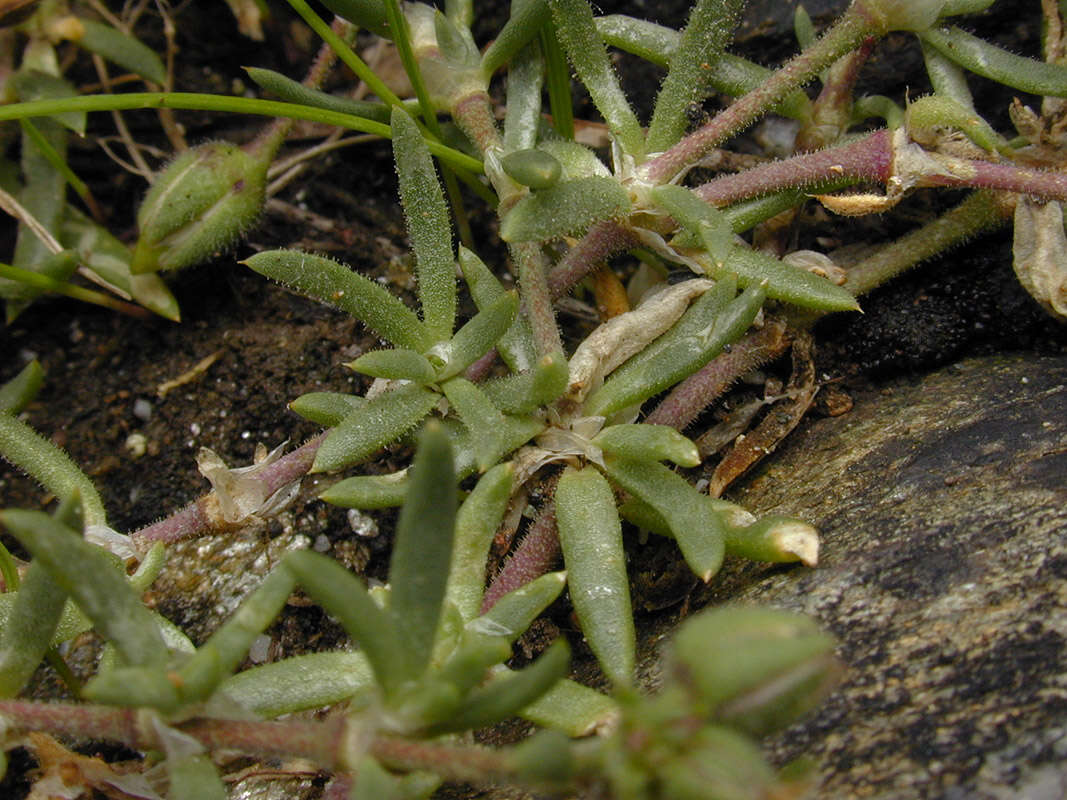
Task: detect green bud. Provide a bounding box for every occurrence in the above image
[666,606,840,737]
[501,149,563,190]
[132,140,270,273]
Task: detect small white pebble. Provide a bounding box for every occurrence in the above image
[248,634,272,664]
[125,433,147,459]
[189,422,201,436]
[132,398,153,421]
[314,534,331,552]
[347,509,379,538]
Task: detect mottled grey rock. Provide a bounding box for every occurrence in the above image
[711,354,1067,799]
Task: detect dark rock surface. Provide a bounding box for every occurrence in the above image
[693,354,1067,799]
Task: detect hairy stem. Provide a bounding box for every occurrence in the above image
[693,129,892,207]
[130,434,324,552]
[547,221,640,299]
[482,496,560,613]
[645,318,791,430]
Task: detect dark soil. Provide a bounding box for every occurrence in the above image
[1,0,1066,798]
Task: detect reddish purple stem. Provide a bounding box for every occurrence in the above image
[130,433,325,552]
[645,320,790,431]
[693,129,892,207]
[481,500,560,614]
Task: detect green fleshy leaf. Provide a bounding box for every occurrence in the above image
[709,245,858,311]
[537,139,612,179]
[905,93,1006,154]
[921,25,1067,98]
[446,463,515,621]
[602,456,725,581]
[220,651,374,717]
[0,511,167,667]
[922,25,1067,98]
[245,66,392,123]
[591,423,700,467]
[502,20,546,152]
[441,377,508,471]
[319,0,390,36]
[0,413,107,526]
[500,176,631,242]
[0,562,66,697]
[584,279,762,418]
[0,359,44,415]
[548,0,644,156]
[430,639,570,734]
[392,107,456,342]
[472,571,567,641]
[457,247,536,372]
[482,0,551,76]
[286,549,410,694]
[481,352,569,413]
[76,19,167,84]
[346,348,437,383]
[244,250,431,352]
[435,290,519,380]
[320,471,410,509]
[389,424,457,677]
[289,391,365,427]
[519,677,617,736]
[312,383,439,473]
[647,0,744,152]
[555,466,634,686]
[176,565,297,702]
[595,14,678,66]
[167,754,227,800]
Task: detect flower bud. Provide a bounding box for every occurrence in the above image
[666,606,840,737]
[501,149,563,190]
[132,140,269,273]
